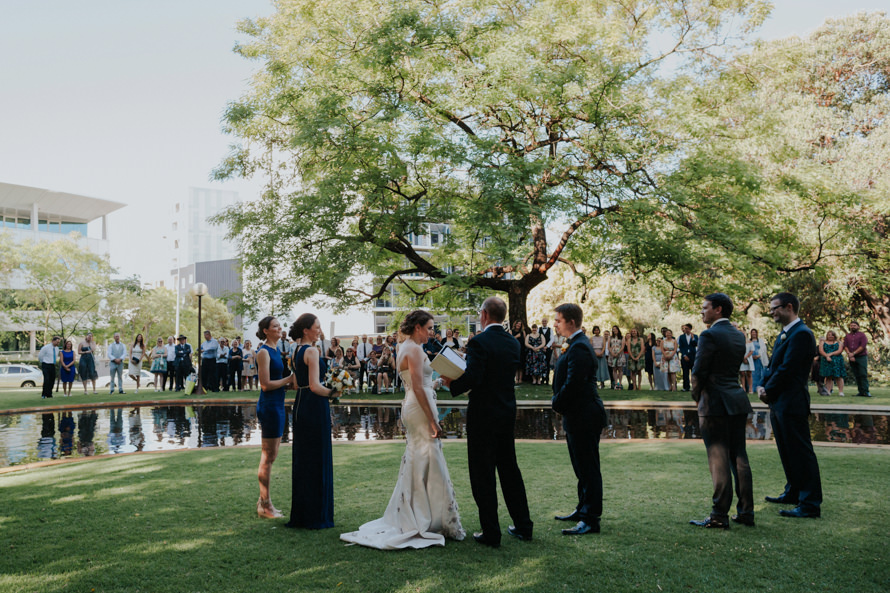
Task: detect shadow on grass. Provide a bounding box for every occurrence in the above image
[1,442,888,593]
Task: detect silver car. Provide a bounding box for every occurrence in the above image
[0,364,44,388]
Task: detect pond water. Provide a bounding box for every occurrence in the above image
[1,404,887,468]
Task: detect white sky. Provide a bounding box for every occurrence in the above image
[1,0,886,333]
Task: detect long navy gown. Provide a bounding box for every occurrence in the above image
[285,344,334,529]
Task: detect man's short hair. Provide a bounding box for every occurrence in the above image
[704,293,734,318]
[682,323,692,330]
[481,297,507,323]
[849,320,860,327]
[554,303,583,328]
[52,335,61,341]
[771,292,800,314]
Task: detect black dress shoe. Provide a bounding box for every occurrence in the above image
[764,495,794,504]
[731,515,755,527]
[562,520,600,535]
[507,526,532,541]
[779,506,820,519]
[473,532,500,548]
[554,510,581,522]
[689,517,730,529]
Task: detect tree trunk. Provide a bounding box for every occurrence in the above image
[858,287,890,340]
[507,283,529,330]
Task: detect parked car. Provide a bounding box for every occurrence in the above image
[0,364,44,388]
[96,369,155,390]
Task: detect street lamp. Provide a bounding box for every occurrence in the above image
[193,282,209,395]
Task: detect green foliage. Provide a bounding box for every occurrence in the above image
[215,0,768,323]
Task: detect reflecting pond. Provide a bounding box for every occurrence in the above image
[1,404,887,467]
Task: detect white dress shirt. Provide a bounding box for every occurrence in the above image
[38,343,58,365]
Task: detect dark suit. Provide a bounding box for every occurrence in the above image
[450,325,533,543]
[540,326,553,384]
[678,332,698,390]
[691,320,753,522]
[551,332,608,523]
[174,343,193,391]
[761,320,822,513]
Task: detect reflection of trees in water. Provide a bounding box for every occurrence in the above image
[59,412,75,456]
[77,411,98,456]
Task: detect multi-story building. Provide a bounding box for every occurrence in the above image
[169,187,243,329]
[0,181,125,354]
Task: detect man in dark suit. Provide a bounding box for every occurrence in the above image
[442,297,534,547]
[539,317,553,385]
[174,335,193,391]
[688,293,754,529]
[757,292,822,518]
[551,303,608,535]
[678,323,698,391]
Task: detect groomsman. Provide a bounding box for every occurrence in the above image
[551,303,608,535]
[678,324,698,391]
[688,293,753,529]
[758,292,822,518]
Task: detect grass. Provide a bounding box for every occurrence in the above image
[1,441,888,593]
[3,383,889,412]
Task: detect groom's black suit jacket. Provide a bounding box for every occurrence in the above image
[449,325,519,431]
[551,333,607,431]
[691,320,751,417]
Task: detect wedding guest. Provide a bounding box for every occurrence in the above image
[164,336,177,391]
[367,350,380,393]
[199,330,219,392]
[750,329,769,391]
[316,331,331,361]
[129,334,146,394]
[378,346,395,393]
[422,333,442,361]
[644,333,656,390]
[819,331,846,397]
[589,326,609,390]
[278,328,293,379]
[524,324,547,385]
[108,333,127,395]
[254,316,294,519]
[39,336,60,399]
[343,347,360,394]
[242,340,258,390]
[356,334,373,392]
[286,313,337,530]
[661,329,680,391]
[511,320,526,384]
[229,338,244,392]
[174,335,192,391]
[443,328,461,349]
[149,338,167,392]
[626,328,644,391]
[551,332,566,368]
[811,336,829,397]
[653,338,668,391]
[739,328,754,394]
[539,317,554,385]
[372,335,385,356]
[678,323,698,392]
[77,332,98,395]
[843,321,871,397]
[607,326,625,390]
[217,337,231,391]
[59,340,76,397]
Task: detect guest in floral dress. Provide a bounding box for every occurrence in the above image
[607,326,626,390]
[524,324,548,385]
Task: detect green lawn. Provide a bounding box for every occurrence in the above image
[3,383,889,412]
[1,441,887,593]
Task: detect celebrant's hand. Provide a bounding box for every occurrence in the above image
[757,386,768,404]
[440,376,452,388]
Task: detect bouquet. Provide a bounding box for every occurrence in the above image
[324,368,354,404]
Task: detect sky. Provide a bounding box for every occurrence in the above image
[1,0,887,332]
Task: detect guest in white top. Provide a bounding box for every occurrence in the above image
[38,336,61,399]
[108,333,128,394]
[165,336,177,392]
[128,334,146,393]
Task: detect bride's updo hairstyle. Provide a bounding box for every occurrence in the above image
[400,310,434,337]
[256,316,275,342]
[289,313,318,343]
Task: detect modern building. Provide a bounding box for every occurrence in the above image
[170,187,243,329]
[0,181,126,354]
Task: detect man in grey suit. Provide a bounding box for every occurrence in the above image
[689,293,754,529]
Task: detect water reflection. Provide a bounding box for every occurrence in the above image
[1,404,887,468]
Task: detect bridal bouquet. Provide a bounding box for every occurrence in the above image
[325,368,354,404]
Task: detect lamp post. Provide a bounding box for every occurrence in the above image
[193,282,209,395]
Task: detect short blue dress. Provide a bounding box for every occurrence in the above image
[60,350,76,383]
[256,344,286,439]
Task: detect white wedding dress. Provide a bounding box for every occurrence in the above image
[340,353,465,549]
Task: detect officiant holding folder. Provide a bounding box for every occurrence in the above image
[442,297,534,547]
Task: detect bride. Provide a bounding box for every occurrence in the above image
[340,310,465,549]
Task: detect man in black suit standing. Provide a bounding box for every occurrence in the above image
[539,317,553,385]
[442,297,534,547]
[678,323,698,391]
[688,293,754,529]
[757,292,822,518]
[551,303,608,535]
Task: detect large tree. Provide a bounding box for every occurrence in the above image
[215,0,768,325]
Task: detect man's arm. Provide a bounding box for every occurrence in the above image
[552,344,592,411]
[690,330,714,403]
[761,330,814,402]
[446,337,487,397]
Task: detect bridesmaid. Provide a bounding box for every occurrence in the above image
[286,313,337,530]
[254,317,294,518]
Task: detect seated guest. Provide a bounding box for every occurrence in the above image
[377,346,394,393]
[366,350,380,394]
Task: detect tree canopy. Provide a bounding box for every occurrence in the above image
[216,0,769,325]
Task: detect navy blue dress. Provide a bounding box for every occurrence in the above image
[256,344,286,439]
[286,345,334,529]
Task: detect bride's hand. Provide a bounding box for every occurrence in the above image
[430,420,444,439]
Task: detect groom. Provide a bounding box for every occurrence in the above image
[442,297,534,548]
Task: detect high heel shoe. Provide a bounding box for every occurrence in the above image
[257,497,284,519]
